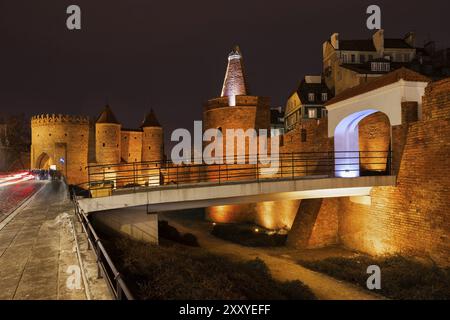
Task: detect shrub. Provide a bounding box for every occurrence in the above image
[211,224,287,247]
[158,220,199,247]
[299,255,450,300]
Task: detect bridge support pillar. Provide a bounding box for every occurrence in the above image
[286,198,339,249]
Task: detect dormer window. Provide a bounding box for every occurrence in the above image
[308,93,315,102]
[321,93,328,102]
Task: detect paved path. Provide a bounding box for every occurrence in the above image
[0,181,111,300]
[160,211,383,300]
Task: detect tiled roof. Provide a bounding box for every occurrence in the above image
[96,105,120,124]
[339,40,376,51]
[385,38,413,49]
[141,109,161,128]
[325,67,430,106]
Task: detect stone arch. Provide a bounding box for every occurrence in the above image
[35,152,51,169]
[334,109,391,177]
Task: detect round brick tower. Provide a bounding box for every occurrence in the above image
[204,45,271,223]
[95,105,121,165]
[141,109,164,163]
[141,109,164,186]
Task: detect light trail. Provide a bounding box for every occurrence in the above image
[0,172,35,188]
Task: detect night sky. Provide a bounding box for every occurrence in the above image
[1,0,449,145]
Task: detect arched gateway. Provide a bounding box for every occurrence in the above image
[325,68,429,177]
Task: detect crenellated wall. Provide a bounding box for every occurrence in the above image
[31,114,90,185]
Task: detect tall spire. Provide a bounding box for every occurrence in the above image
[220,45,249,105]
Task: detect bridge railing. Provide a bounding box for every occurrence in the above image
[70,190,134,300]
[79,151,392,195]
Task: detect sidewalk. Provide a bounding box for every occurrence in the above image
[0,181,111,300]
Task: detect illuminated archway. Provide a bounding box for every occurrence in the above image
[334,109,391,177]
[36,152,51,169]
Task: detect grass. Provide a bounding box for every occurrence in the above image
[299,255,450,300]
[100,233,315,300]
[211,223,287,247]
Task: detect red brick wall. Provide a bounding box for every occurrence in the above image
[337,79,450,265]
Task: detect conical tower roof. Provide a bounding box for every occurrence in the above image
[220,45,249,98]
[96,105,120,124]
[141,109,161,128]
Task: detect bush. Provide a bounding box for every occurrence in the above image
[299,255,450,300]
[211,224,287,247]
[102,236,316,300]
[158,220,199,247]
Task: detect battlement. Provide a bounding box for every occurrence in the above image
[31,114,90,126]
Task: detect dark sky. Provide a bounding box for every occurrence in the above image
[1,0,449,145]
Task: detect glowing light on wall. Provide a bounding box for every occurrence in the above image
[334,109,378,178]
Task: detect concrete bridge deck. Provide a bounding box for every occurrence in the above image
[78,175,396,214]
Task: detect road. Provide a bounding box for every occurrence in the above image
[0,180,43,224]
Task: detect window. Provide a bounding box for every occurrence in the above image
[321,93,328,102]
[321,109,328,118]
[360,55,366,63]
[341,54,348,63]
[351,54,356,63]
[368,55,373,61]
[308,93,315,102]
[308,108,317,119]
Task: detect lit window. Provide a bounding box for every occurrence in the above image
[321,93,328,101]
[308,108,317,119]
[308,93,315,102]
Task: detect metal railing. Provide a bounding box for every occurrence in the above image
[71,191,134,300]
[79,151,392,193]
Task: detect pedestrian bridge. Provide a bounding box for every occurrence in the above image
[77,151,396,214]
[78,175,396,213]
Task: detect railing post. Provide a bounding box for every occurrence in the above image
[256,159,259,181]
[117,280,122,300]
[291,152,294,179]
[133,163,136,192]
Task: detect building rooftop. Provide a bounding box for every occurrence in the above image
[96,105,120,124]
[325,67,430,106]
[141,109,161,128]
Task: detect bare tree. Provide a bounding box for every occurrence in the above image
[1,114,31,170]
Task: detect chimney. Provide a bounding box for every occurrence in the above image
[373,29,384,55]
[331,33,339,50]
[404,32,416,47]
